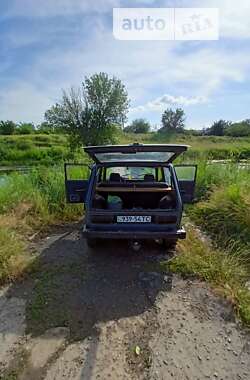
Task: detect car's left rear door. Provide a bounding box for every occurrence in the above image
[64,163,91,203]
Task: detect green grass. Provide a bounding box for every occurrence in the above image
[190,162,250,255]
[119,132,250,160]
[0,167,85,284]
[0,133,250,326]
[167,162,250,326]
[1,132,250,166]
[0,227,31,284]
[0,167,86,221]
[195,161,250,197]
[168,226,250,325]
[192,185,250,254]
[0,134,72,166]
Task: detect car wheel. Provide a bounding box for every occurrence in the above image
[86,238,98,248]
[163,240,177,251]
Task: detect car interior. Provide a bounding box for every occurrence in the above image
[91,167,177,210]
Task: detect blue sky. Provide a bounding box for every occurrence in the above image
[0,0,250,129]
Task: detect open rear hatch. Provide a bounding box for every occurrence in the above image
[64,143,197,207]
[84,143,189,164]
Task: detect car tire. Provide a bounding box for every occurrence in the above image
[86,238,98,248]
[163,240,177,251]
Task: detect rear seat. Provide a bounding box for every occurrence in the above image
[97,181,168,188]
[144,174,155,182]
[109,173,122,182]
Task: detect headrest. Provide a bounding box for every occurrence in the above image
[109,173,121,182]
[144,174,155,182]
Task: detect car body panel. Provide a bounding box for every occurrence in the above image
[82,225,186,240]
[64,144,197,243]
[64,163,90,203]
[174,164,198,203]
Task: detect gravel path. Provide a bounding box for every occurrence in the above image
[0,225,249,380]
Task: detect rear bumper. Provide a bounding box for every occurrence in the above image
[82,226,186,240]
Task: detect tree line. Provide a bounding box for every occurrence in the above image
[202,119,250,137]
[1,72,250,143]
[0,120,58,135]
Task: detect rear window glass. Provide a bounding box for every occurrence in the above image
[106,167,155,180]
[102,167,172,183]
[95,151,175,163]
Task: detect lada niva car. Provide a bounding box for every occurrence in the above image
[64,144,197,249]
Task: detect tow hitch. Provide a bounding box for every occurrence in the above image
[129,240,142,252]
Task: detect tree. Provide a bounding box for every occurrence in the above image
[16,122,35,134]
[159,108,185,133]
[225,120,250,137]
[45,72,129,147]
[0,120,16,135]
[124,118,151,134]
[205,120,229,136]
[37,121,60,134]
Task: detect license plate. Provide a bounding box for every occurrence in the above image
[117,215,151,223]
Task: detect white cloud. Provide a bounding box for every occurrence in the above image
[167,47,250,96]
[2,26,250,123]
[173,0,250,39]
[130,94,207,113]
[5,0,250,39]
[0,83,57,123]
[2,0,120,18]
[223,16,250,39]
[1,2,250,125]
[209,0,250,39]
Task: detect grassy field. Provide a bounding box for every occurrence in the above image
[169,225,250,325]
[120,132,250,160]
[1,132,250,167]
[0,133,250,325]
[193,162,250,253]
[0,134,71,166]
[0,167,85,284]
[169,162,250,325]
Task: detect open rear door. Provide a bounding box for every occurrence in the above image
[64,163,90,203]
[174,165,197,203]
[84,143,189,164]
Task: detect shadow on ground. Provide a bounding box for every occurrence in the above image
[1,225,174,379]
[6,225,173,342]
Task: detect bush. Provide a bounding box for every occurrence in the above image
[15,140,34,150]
[0,120,16,135]
[226,122,250,137]
[16,123,35,135]
[204,120,229,136]
[124,119,151,133]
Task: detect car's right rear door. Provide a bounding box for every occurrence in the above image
[174,165,197,203]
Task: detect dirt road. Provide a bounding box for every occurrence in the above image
[0,224,249,380]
